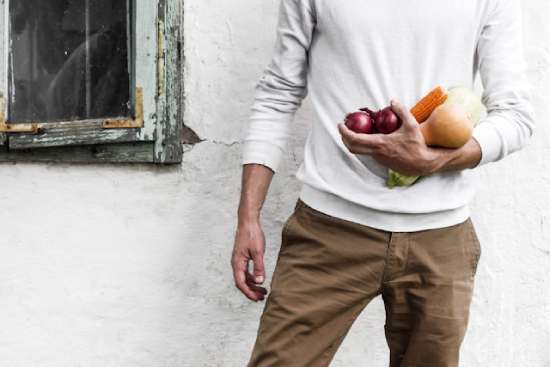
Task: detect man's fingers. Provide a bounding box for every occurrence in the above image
[390,99,417,128]
[233,257,262,302]
[338,123,383,154]
[245,271,268,295]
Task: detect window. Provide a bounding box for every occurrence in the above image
[0,0,185,164]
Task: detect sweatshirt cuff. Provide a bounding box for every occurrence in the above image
[241,140,285,173]
[471,119,503,167]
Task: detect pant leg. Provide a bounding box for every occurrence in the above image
[381,218,481,367]
[246,199,390,367]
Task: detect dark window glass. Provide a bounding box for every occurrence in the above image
[9,0,130,123]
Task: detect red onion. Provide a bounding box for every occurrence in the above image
[373,106,401,134]
[345,105,401,135]
[344,111,374,134]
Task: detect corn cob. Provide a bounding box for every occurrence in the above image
[410,86,448,123]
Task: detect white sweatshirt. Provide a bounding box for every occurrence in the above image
[241,0,536,232]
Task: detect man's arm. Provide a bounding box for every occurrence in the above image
[231,164,273,302]
[420,138,481,173]
[240,0,317,173]
[232,0,316,302]
[433,0,535,171]
[237,164,274,225]
[431,0,535,173]
[469,0,536,166]
[427,139,482,173]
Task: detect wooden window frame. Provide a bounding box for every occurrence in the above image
[0,0,184,164]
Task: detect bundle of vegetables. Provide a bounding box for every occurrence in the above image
[387,86,485,188]
[344,86,485,188]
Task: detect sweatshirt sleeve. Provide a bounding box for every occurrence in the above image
[471,0,536,167]
[241,0,317,173]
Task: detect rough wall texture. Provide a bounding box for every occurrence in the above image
[1,0,549,366]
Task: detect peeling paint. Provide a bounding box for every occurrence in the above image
[181,125,201,145]
[157,19,166,99]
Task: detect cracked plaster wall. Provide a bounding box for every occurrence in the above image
[0,0,549,366]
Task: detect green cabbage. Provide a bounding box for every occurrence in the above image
[445,86,485,127]
[387,169,421,188]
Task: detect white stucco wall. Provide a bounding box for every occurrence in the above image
[1,1,549,366]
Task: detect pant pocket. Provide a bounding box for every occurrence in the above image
[465,218,482,278]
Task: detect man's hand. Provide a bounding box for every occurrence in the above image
[231,218,268,302]
[338,100,440,176]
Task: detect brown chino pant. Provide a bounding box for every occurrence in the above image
[246,199,482,367]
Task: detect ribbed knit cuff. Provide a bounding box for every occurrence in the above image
[471,119,503,167]
[241,140,284,173]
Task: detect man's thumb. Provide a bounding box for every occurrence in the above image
[391,99,416,127]
[252,251,265,284]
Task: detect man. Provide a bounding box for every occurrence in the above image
[231,0,535,366]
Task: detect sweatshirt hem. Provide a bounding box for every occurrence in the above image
[298,184,471,232]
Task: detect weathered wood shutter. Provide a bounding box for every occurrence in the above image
[0,0,184,164]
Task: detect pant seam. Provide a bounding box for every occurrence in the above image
[378,231,394,293]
